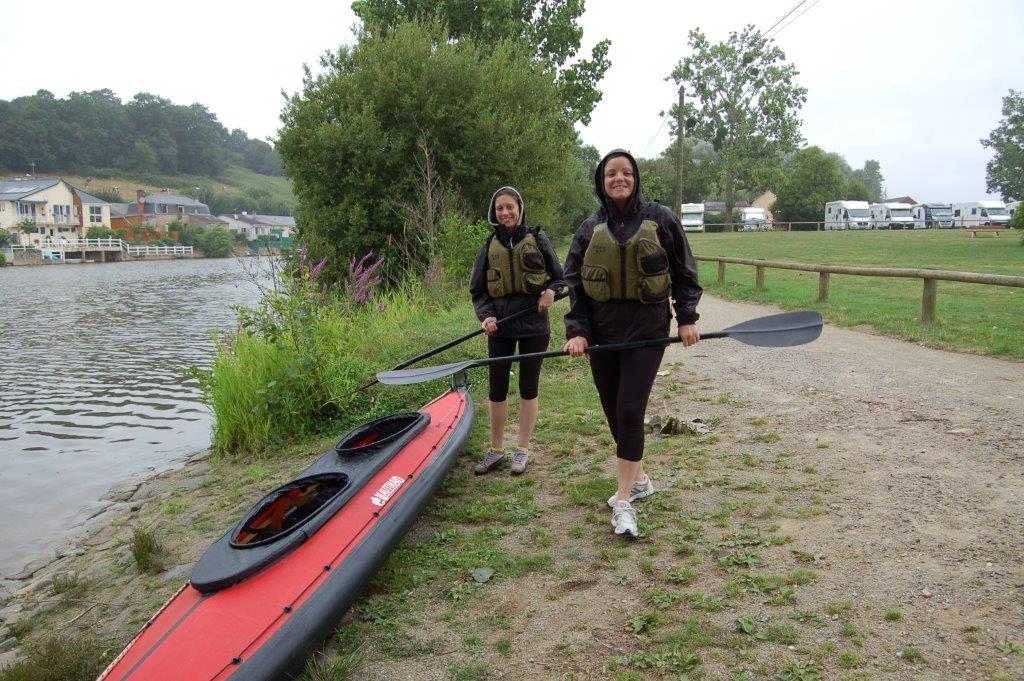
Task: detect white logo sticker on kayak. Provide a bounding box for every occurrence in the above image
[370,476,405,507]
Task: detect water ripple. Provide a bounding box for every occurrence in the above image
[0,257,268,578]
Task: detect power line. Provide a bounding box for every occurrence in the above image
[766,0,826,39]
[762,0,811,37]
[636,114,669,157]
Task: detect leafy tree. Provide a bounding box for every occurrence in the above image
[557,142,600,233]
[0,228,11,247]
[982,89,1024,201]
[772,146,847,225]
[851,159,884,202]
[85,226,118,239]
[844,178,871,201]
[671,25,806,230]
[0,89,282,177]
[277,21,575,284]
[351,0,610,125]
[197,227,234,257]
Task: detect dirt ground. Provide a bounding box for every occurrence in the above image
[2,294,1021,680]
[668,295,1024,679]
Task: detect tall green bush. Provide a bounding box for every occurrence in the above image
[200,251,475,455]
[277,21,575,285]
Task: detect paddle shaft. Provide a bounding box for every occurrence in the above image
[467,331,728,369]
[350,288,568,394]
[393,289,568,371]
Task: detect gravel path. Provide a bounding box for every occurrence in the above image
[666,294,1024,679]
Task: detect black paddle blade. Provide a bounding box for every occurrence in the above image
[722,310,822,347]
[377,359,475,386]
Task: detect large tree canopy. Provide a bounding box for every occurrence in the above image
[277,21,576,283]
[671,25,806,230]
[351,0,610,125]
[772,146,848,225]
[0,89,283,177]
[982,89,1024,201]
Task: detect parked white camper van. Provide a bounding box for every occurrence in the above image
[951,201,1011,227]
[869,202,914,229]
[679,203,705,233]
[911,203,954,229]
[824,201,871,230]
[740,207,767,231]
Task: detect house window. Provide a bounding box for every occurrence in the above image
[159,204,168,213]
[89,206,103,224]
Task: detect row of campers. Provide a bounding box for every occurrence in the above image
[824,200,1016,230]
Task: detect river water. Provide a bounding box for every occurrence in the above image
[0,258,269,578]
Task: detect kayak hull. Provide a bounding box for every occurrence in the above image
[100,387,473,680]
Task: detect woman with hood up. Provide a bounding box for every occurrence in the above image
[563,150,702,537]
[469,186,565,475]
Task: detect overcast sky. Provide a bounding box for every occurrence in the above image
[1,0,1020,202]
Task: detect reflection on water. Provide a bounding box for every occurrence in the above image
[0,258,269,578]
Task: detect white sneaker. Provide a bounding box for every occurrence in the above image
[611,500,638,537]
[607,475,656,508]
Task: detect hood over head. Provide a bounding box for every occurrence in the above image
[594,149,644,218]
[487,186,526,230]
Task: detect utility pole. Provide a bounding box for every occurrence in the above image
[675,86,685,213]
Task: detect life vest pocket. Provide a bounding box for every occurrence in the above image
[638,273,671,303]
[519,246,548,294]
[522,272,548,294]
[581,263,612,302]
[521,249,545,271]
[486,268,507,298]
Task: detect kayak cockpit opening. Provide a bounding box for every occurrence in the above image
[333,412,429,457]
[231,473,349,548]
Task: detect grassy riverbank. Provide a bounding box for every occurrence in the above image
[688,229,1024,359]
[3,295,1022,679]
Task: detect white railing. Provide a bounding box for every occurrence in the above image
[126,244,193,255]
[36,237,193,256]
[42,237,122,249]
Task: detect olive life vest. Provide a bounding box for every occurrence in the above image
[581,216,671,304]
[486,230,548,298]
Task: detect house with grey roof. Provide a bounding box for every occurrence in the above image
[217,213,295,242]
[0,178,111,245]
[110,190,212,232]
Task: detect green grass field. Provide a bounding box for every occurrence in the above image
[687,229,1024,360]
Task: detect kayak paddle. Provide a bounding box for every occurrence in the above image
[376,310,822,386]
[350,287,568,394]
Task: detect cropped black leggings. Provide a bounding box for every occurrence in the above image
[589,344,666,461]
[487,335,550,402]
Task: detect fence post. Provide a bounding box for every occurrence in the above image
[921,278,937,324]
[755,264,765,292]
[817,272,830,302]
[717,261,726,283]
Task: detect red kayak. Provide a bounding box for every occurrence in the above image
[100,385,473,680]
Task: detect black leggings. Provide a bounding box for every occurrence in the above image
[589,345,666,461]
[487,335,550,402]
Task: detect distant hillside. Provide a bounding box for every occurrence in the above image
[0,89,285,184]
[50,164,296,215]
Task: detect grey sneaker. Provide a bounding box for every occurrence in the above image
[474,449,505,475]
[510,449,529,475]
[611,500,638,537]
[607,475,656,508]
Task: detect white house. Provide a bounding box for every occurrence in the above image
[0,178,110,246]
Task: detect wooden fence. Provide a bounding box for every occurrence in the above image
[697,255,1024,323]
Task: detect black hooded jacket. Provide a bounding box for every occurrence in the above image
[563,150,702,343]
[470,187,566,339]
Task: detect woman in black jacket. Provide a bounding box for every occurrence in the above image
[470,186,565,475]
[563,150,702,537]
